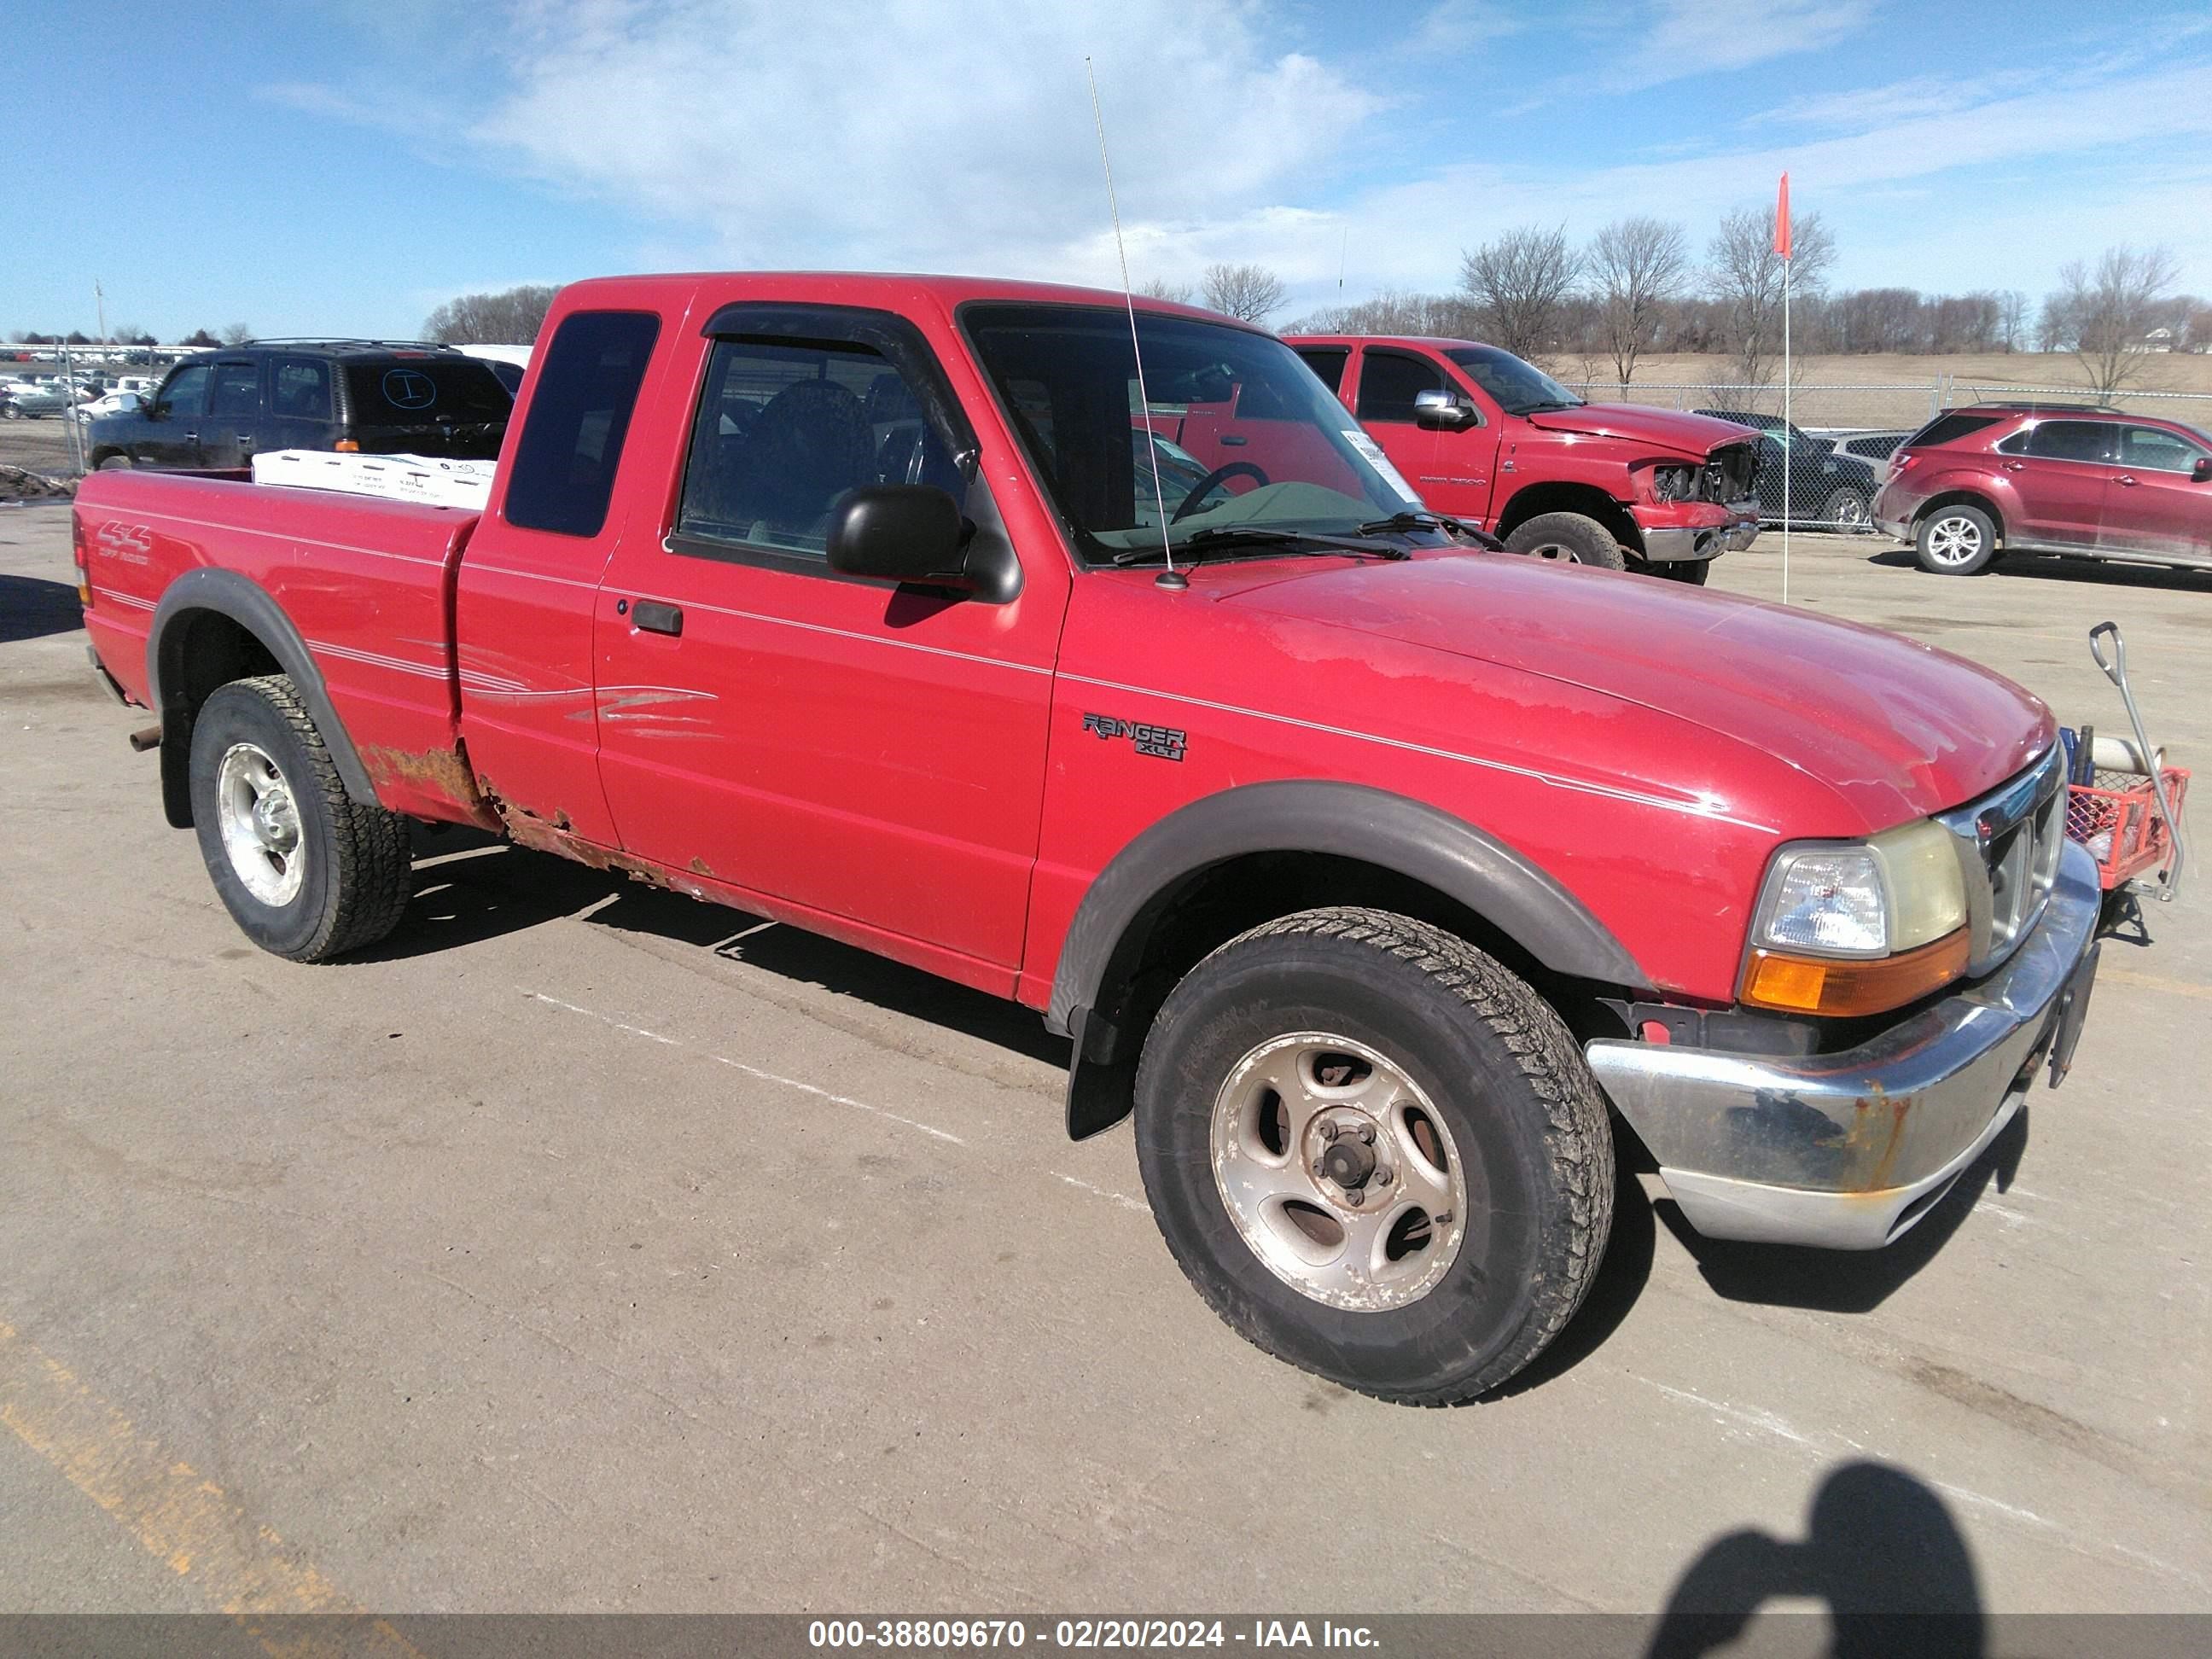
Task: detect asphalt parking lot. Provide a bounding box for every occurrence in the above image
[1,504,2206,1621]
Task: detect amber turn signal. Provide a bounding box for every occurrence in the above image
[1740,928,1971,1017]
[335,439,361,452]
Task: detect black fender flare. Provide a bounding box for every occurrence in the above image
[147,567,376,827]
[1047,780,1645,1138]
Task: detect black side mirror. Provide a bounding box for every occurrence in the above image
[827,485,975,590]
[2193,457,2211,483]
[1412,389,1477,431]
[144,400,166,421]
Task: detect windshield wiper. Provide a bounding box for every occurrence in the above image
[1355,509,1493,545]
[1109,526,1406,567]
[1512,399,1583,414]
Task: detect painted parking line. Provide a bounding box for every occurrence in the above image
[0,1318,423,1656]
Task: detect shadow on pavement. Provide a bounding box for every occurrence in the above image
[1865,544,2212,593]
[1652,1108,2029,1316]
[363,835,1073,1067]
[1646,1461,1983,1658]
[0,573,84,643]
[1494,1146,1656,1397]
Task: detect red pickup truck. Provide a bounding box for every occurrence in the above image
[74,272,2100,1405]
[1285,334,1762,580]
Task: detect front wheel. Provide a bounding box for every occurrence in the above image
[1915,504,1998,575]
[1503,512,1628,571]
[188,674,413,961]
[1133,907,1614,1404]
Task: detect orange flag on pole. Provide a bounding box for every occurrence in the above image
[1774,172,1792,260]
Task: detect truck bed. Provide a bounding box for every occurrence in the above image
[75,471,492,824]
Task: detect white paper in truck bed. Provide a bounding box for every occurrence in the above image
[250,450,496,510]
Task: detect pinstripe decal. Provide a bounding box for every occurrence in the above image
[1056,671,1773,831]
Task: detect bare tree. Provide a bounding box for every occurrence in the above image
[1586,217,1688,386]
[219,323,254,346]
[1136,277,1194,306]
[1705,204,1837,393]
[422,284,560,346]
[1458,225,1580,361]
[1289,288,1481,336]
[1200,263,1289,325]
[2045,246,2181,395]
[1997,290,2029,353]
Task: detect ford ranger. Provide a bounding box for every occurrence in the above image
[1286,333,1762,580]
[73,273,2101,1404]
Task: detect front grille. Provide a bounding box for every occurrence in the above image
[1702,442,1757,504]
[1936,746,2068,975]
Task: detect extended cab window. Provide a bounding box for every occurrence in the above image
[675,338,963,559]
[208,361,260,420]
[158,363,211,416]
[504,311,661,538]
[1355,352,1449,423]
[1292,347,1349,398]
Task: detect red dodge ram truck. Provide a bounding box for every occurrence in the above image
[1286,333,1762,580]
[74,273,2100,1404]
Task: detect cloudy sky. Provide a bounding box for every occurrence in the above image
[10,0,2212,339]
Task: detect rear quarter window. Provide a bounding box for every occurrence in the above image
[1905,413,2003,449]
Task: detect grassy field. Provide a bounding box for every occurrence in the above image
[1561,351,2212,429]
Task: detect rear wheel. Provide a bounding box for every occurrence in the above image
[188,674,412,961]
[95,452,132,471]
[1503,512,1628,572]
[1822,487,1873,533]
[1132,907,1614,1404]
[1915,504,1998,575]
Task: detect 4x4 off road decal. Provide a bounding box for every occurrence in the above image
[1081,712,1187,763]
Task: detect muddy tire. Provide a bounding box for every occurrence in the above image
[95,452,133,471]
[1132,906,1614,1405]
[187,675,411,961]
[1503,511,1628,571]
[1915,504,1998,575]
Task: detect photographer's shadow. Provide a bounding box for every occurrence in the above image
[1648,1462,1984,1658]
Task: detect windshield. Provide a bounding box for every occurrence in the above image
[963,304,1421,562]
[1444,346,1584,416]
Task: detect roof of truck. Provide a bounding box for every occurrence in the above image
[553,270,1252,327]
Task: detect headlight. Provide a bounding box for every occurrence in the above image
[1742,819,1969,1016]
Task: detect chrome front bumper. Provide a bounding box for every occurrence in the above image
[1639,504,1763,563]
[1585,841,2102,1249]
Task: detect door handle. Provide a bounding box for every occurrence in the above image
[1218,434,1248,446]
[2002,461,2025,472]
[2115,474,2138,486]
[632,600,683,637]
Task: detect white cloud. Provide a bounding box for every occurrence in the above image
[1606,0,1878,90]
[469,0,1376,279]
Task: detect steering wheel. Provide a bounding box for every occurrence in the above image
[1168,461,1271,522]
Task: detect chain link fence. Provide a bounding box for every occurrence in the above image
[0,342,184,495]
[1557,378,2212,531]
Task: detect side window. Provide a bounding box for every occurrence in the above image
[675,337,962,559]
[159,363,211,416]
[2025,421,2115,463]
[504,310,661,538]
[272,358,333,422]
[2120,425,2203,472]
[209,360,261,420]
[1354,352,1449,423]
[1292,347,1349,398]
[1995,429,2029,456]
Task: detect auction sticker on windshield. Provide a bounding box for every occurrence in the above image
[1341,430,1423,505]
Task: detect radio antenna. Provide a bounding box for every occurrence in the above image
[1086,56,1185,591]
